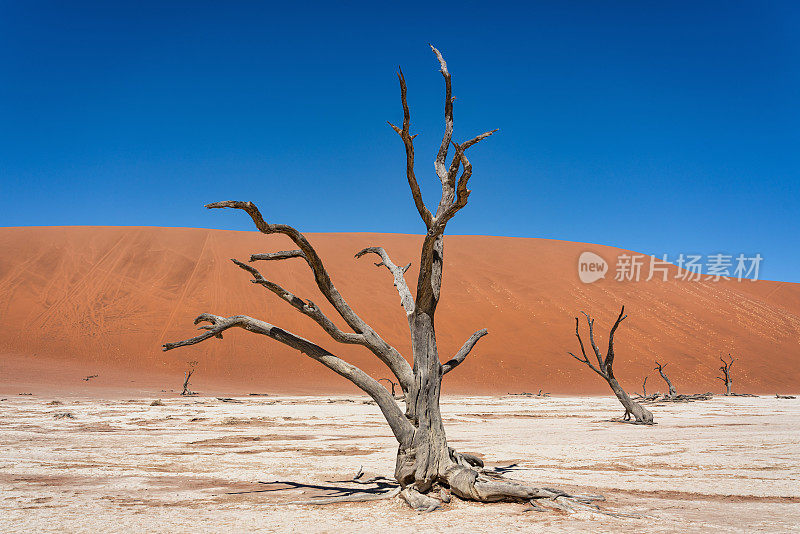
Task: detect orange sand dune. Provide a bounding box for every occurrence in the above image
[0,226,798,396]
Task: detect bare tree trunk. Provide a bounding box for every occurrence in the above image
[568,307,654,425]
[641,376,648,397]
[654,361,676,397]
[395,312,451,491]
[609,377,653,423]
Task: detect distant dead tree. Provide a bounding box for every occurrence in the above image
[654,361,676,397]
[162,46,609,513]
[641,376,648,397]
[378,378,399,397]
[568,306,654,425]
[181,361,198,396]
[717,355,735,395]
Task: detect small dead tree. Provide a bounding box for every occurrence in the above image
[568,307,654,425]
[654,361,676,397]
[181,361,198,396]
[163,46,610,513]
[717,354,735,395]
[378,378,399,397]
[641,376,648,397]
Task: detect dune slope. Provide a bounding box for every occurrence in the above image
[0,226,798,395]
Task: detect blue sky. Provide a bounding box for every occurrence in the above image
[1,2,798,282]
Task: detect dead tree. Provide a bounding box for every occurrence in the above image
[163,46,609,513]
[717,354,735,395]
[654,361,676,397]
[568,307,654,425]
[181,361,197,396]
[641,376,648,397]
[378,378,399,397]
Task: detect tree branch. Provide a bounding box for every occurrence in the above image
[250,250,306,262]
[388,68,433,229]
[162,313,414,445]
[569,317,605,377]
[401,47,496,315]
[433,132,497,226]
[355,247,415,316]
[442,328,488,374]
[580,311,605,372]
[604,306,627,378]
[430,44,453,186]
[204,201,414,392]
[230,258,364,345]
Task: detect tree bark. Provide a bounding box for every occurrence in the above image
[396,312,450,491]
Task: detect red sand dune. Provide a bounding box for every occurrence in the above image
[1,226,798,396]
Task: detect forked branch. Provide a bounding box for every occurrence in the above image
[568,316,603,377]
[204,201,363,332]
[654,360,676,397]
[388,46,496,315]
[569,307,627,379]
[203,201,414,392]
[230,258,364,345]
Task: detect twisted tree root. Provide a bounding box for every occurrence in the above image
[241,463,636,517]
[399,487,443,512]
[437,462,637,517]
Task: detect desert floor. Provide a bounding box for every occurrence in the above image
[1,395,798,533]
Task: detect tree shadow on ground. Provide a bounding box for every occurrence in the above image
[223,471,399,504]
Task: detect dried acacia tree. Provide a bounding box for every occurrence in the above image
[378,377,400,397]
[180,361,198,396]
[163,46,609,513]
[568,307,654,425]
[654,361,676,397]
[717,354,735,395]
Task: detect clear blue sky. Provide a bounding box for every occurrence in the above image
[1,2,798,282]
